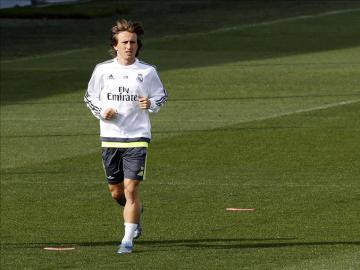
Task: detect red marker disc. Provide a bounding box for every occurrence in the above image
[44,247,75,251]
[226,208,255,211]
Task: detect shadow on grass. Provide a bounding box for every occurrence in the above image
[3,238,360,251]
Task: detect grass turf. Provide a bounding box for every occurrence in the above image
[1,1,360,269]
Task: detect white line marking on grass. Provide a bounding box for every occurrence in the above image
[241,98,360,124]
[0,47,93,64]
[324,8,360,15]
[159,8,360,39]
[211,8,360,33]
[154,99,360,123]
[2,99,359,126]
[147,182,357,188]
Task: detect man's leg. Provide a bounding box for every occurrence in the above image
[117,178,141,254]
[123,178,141,224]
[108,183,126,206]
[108,181,141,222]
[118,147,146,254]
[109,181,142,240]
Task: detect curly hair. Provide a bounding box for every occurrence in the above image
[109,19,144,57]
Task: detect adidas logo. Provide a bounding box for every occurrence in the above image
[108,74,114,80]
[137,167,144,176]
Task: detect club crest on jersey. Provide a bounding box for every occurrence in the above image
[136,73,143,83]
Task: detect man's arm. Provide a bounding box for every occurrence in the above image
[84,66,104,119]
[84,67,117,120]
[146,69,168,113]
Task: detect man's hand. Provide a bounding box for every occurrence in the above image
[139,96,151,110]
[103,107,117,120]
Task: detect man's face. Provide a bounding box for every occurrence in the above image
[113,31,138,64]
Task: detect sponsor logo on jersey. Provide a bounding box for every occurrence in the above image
[107,86,138,101]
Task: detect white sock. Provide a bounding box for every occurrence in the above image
[122,223,137,243]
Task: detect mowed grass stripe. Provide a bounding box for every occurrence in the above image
[1,97,359,170]
[2,97,359,123]
[1,7,360,64]
[2,101,359,180]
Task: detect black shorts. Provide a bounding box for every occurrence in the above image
[102,147,147,184]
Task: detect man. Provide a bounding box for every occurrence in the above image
[84,19,167,254]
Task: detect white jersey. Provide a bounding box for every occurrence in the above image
[84,58,167,146]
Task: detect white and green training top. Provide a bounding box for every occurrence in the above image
[84,58,167,147]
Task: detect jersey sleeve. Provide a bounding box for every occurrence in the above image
[148,69,168,113]
[84,66,104,119]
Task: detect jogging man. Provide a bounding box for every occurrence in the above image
[84,19,167,254]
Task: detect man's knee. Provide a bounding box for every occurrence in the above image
[108,184,125,205]
[124,180,140,201]
[110,189,122,200]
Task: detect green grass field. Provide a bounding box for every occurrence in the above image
[1,1,360,269]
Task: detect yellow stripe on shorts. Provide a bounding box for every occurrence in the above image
[101,141,149,148]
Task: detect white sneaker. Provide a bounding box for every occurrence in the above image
[117,241,133,254]
[133,224,142,239]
